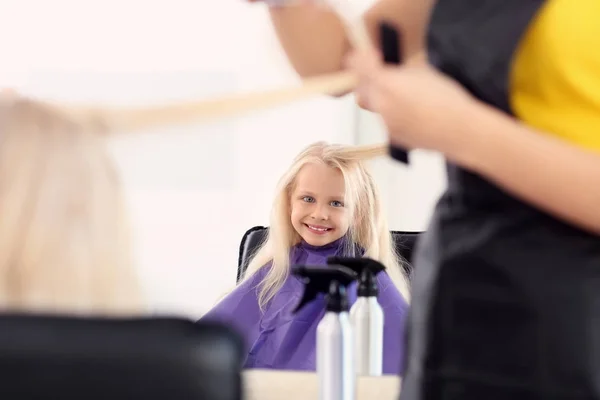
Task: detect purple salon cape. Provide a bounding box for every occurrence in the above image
[200,238,409,374]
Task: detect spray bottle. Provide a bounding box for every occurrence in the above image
[292,264,358,400]
[328,257,386,376]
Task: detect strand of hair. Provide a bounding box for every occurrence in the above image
[58,71,357,134]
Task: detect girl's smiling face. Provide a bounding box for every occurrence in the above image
[290,163,349,246]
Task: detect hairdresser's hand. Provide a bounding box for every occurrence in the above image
[346,48,481,156]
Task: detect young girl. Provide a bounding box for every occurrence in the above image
[0,91,143,315]
[201,141,410,375]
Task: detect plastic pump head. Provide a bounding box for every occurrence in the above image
[327,257,386,297]
[291,265,358,313]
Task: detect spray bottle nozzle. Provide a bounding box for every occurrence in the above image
[291,265,358,313]
[327,257,386,297]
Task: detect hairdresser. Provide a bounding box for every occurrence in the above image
[251,0,600,398]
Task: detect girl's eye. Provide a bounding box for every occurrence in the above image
[330,200,344,208]
[302,196,315,203]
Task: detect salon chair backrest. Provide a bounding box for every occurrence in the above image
[237,226,422,282]
[0,314,244,400]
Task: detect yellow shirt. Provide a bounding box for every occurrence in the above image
[510,0,600,152]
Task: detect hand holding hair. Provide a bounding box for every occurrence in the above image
[345,32,480,159]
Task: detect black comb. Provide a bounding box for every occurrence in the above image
[379,21,409,164]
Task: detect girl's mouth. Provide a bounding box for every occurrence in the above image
[305,224,333,235]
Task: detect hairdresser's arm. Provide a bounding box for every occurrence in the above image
[451,104,600,235]
[264,0,430,78]
[347,50,600,235]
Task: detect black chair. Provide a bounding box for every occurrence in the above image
[0,314,244,400]
[237,225,422,282]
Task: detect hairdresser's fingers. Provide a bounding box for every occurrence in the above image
[0,88,18,105]
[0,88,17,96]
[345,48,390,110]
[368,66,421,114]
[354,84,373,110]
[345,48,386,111]
[345,48,384,78]
[355,73,390,112]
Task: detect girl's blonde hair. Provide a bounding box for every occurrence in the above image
[0,95,143,315]
[242,141,411,310]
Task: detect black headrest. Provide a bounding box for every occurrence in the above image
[0,314,244,400]
[237,226,422,282]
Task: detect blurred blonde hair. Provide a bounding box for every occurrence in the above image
[242,141,410,310]
[0,94,142,315]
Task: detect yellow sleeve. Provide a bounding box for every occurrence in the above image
[509,0,600,152]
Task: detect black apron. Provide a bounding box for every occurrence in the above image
[399,1,600,398]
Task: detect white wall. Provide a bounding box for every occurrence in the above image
[0,0,358,318]
[0,0,445,318]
